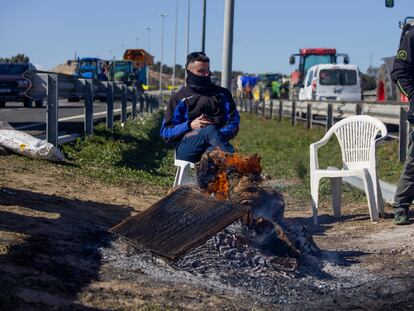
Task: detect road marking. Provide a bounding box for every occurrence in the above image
[58,107,131,121]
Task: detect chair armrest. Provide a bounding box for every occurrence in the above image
[310,135,332,171]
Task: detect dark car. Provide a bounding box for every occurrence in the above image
[0,62,44,108]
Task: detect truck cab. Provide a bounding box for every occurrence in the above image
[75,57,108,81]
[109,60,134,85]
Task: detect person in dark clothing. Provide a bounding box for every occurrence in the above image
[160,52,240,163]
[391,18,414,225]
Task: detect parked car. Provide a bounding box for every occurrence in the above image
[298,64,362,101]
[0,62,44,108]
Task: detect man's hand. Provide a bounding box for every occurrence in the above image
[190,114,213,130]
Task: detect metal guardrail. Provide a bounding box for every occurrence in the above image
[235,97,412,163]
[24,70,161,147]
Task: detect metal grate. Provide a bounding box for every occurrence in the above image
[110,186,249,261]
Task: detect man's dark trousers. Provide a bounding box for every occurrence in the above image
[176,125,234,163]
[394,131,414,209]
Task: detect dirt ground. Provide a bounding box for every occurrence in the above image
[1,154,414,311]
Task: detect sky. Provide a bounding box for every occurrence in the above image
[0,0,412,74]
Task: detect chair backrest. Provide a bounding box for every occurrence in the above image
[328,115,387,168]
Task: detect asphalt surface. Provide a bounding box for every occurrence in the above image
[0,99,127,131]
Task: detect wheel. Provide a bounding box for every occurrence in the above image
[35,99,44,108]
[23,98,33,108]
[264,87,273,101]
[0,101,5,108]
[252,85,261,101]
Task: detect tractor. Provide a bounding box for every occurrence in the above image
[109,60,135,86]
[251,73,286,101]
[288,48,349,99]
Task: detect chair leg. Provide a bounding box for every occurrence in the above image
[173,166,181,188]
[181,164,190,185]
[376,178,385,218]
[362,169,379,222]
[330,177,342,220]
[311,174,321,225]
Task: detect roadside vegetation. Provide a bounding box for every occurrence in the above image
[60,111,404,203]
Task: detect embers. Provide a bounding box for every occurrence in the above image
[196,151,262,200]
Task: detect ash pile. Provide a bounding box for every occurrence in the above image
[110,151,321,301]
[175,151,320,279]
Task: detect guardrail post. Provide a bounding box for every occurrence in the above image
[306,102,312,129]
[269,100,273,120]
[356,103,362,115]
[82,79,94,136]
[131,87,137,119]
[326,103,333,131]
[278,100,283,121]
[261,100,265,117]
[291,101,296,126]
[121,84,127,123]
[139,93,144,114]
[46,74,58,146]
[106,82,114,130]
[146,95,150,114]
[399,107,410,162]
[150,96,154,114]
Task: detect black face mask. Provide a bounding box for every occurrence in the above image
[186,69,213,91]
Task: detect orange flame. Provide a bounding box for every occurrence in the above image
[206,152,262,200]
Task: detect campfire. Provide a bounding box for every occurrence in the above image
[111,150,319,272]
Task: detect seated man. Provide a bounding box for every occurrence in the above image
[160,52,240,163]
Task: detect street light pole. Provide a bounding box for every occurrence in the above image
[221,0,234,89]
[172,0,179,89]
[146,26,152,52]
[159,13,168,104]
[185,0,191,85]
[146,26,152,88]
[201,0,206,53]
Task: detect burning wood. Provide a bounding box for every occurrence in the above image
[195,151,319,259]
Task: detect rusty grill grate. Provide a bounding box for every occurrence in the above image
[110,186,248,261]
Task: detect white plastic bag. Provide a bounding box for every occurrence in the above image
[0,129,65,162]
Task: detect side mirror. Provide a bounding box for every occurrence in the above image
[344,56,350,64]
[289,56,295,65]
[385,0,394,7]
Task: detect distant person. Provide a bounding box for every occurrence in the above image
[160,51,240,163]
[391,18,414,225]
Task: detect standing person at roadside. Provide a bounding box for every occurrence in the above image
[391,18,414,225]
[160,52,240,163]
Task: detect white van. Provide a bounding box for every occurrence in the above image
[298,64,362,101]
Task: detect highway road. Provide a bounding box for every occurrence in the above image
[0,100,128,131]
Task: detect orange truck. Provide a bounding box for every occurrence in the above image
[123,49,154,90]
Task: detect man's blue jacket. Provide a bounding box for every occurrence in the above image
[160,85,240,146]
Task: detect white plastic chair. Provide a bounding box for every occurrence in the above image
[310,115,387,225]
[173,150,195,187]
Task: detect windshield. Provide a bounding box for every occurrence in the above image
[113,62,131,73]
[261,74,282,82]
[79,60,97,72]
[319,69,357,86]
[0,64,29,75]
[303,55,334,73]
